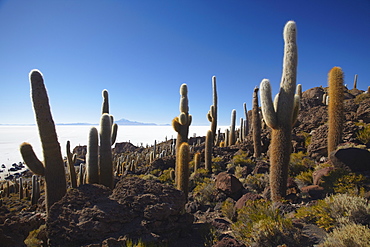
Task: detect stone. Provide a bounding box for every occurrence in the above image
[330,147,370,172]
[215,172,243,201]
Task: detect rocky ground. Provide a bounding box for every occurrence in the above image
[1,86,370,246]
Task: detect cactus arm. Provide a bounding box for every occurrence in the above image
[111,123,118,145]
[20,142,45,176]
[260,79,278,129]
[102,89,109,114]
[66,140,77,188]
[292,94,300,126]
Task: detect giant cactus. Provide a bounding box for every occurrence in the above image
[172,84,192,183]
[99,113,113,189]
[328,67,344,154]
[252,87,261,158]
[259,21,300,201]
[207,76,218,145]
[176,142,190,200]
[86,127,99,184]
[20,70,66,211]
[229,109,236,145]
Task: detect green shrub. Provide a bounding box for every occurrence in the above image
[157,168,175,184]
[221,198,236,222]
[244,173,269,193]
[289,152,315,177]
[295,169,314,187]
[192,177,216,205]
[232,200,301,246]
[295,194,370,231]
[354,93,370,104]
[356,124,370,145]
[320,223,370,247]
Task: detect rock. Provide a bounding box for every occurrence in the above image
[330,147,370,172]
[312,167,335,185]
[235,193,263,210]
[213,236,246,247]
[46,177,193,246]
[215,172,243,201]
[356,98,370,123]
[300,185,325,200]
[307,125,328,159]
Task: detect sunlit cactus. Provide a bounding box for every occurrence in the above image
[259,21,299,201]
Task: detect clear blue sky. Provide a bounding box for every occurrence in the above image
[0,0,369,126]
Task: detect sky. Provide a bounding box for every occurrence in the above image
[0,0,369,126]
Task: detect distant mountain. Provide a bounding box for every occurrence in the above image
[114,118,157,126]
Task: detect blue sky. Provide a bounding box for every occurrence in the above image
[0,0,369,126]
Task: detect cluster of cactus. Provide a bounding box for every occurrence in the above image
[85,90,118,189]
[20,70,67,212]
[259,21,300,201]
[327,67,344,154]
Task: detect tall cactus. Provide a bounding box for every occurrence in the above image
[99,113,113,189]
[259,21,300,201]
[176,142,190,200]
[20,70,66,212]
[243,102,249,137]
[328,67,344,154]
[252,87,261,158]
[207,76,218,145]
[86,127,99,184]
[229,109,236,145]
[172,84,192,183]
[353,74,358,89]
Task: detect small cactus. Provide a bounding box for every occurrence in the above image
[86,127,99,184]
[194,152,201,172]
[229,109,236,145]
[205,130,213,173]
[66,141,77,188]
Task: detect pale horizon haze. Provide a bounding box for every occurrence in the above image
[0,0,369,126]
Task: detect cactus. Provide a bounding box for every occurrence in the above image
[252,87,262,158]
[19,178,23,200]
[353,74,358,89]
[102,89,109,114]
[194,152,201,173]
[207,76,218,145]
[176,142,190,200]
[328,67,344,154]
[86,127,99,184]
[205,130,213,173]
[99,114,113,189]
[259,21,299,201]
[66,141,77,188]
[31,175,40,205]
[239,118,244,142]
[243,102,249,137]
[229,109,237,145]
[225,129,230,147]
[20,70,66,212]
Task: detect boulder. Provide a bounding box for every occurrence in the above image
[301,185,325,200]
[235,192,263,210]
[312,167,335,186]
[215,172,243,201]
[330,147,370,172]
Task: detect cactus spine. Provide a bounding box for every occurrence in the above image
[229,109,236,145]
[259,21,299,201]
[328,67,344,154]
[86,127,99,184]
[176,142,190,200]
[205,130,213,173]
[66,141,77,188]
[99,114,113,189]
[20,70,66,212]
[252,87,262,158]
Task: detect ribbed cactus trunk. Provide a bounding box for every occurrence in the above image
[20,70,66,212]
[99,114,113,189]
[176,142,190,200]
[86,127,99,184]
[208,76,218,145]
[205,130,213,173]
[328,67,344,154]
[252,87,261,158]
[243,102,249,137]
[259,21,299,201]
[229,109,236,145]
